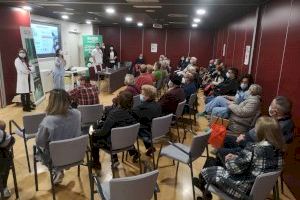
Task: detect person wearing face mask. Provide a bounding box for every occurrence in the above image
[227,84,262,133]
[218,96,294,159]
[91,43,103,71]
[52,48,66,89]
[200,74,253,118]
[132,85,162,156]
[178,56,186,71]
[158,74,185,115]
[108,45,118,68]
[135,53,145,65]
[183,72,197,102]
[15,49,35,112]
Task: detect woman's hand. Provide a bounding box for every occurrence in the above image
[225,153,238,161]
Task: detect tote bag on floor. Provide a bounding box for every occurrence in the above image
[208,117,227,148]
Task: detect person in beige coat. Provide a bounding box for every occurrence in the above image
[228,84,262,133]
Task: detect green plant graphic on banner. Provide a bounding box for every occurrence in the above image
[82,35,103,68]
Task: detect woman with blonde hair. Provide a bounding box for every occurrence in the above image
[36,89,81,184]
[124,74,139,96]
[194,116,284,199]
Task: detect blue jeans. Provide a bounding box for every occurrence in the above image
[205,96,229,118]
[138,129,152,149]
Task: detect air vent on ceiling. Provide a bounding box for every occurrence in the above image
[37,3,64,7]
[127,0,159,2]
[168,21,187,25]
[145,10,155,12]
[153,23,163,28]
[168,14,188,18]
[133,5,162,8]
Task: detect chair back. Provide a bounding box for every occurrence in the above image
[23,113,46,134]
[49,135,88,168]
[190,130,211,160]
[188,93,197,108]
[151,114,173,140]
[110,170,159,200]
[77,104,103,125]
[175,100,186,118]
[156,78,163,90]
[110,123,140,151]
[249,170,281,200]
[133,95,141,108]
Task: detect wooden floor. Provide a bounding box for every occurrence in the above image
[0,82,296,200]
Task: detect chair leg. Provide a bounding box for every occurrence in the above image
[77,165,80,177]
[280,172,284,194]
[33,146,39,191]
[156,144,163,169]
[122,152,125,163]
[189,162,196,200]
[24,138,31,173]
[49,169,56,200]
[110,153,115,178]
[136,139,142,174]
[206,145,209,158]
[189,112,193,131]
[176,121,181,142]
[10,156,19,199]
[86,151,94,200]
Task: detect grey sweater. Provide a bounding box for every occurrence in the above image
[0,129,11,148]
[36,109,81,150]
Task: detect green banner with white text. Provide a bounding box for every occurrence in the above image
[82,35,103,68]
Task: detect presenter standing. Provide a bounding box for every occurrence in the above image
[108,45,118,68]
[15,49,35,112]
[91,43,103,71]
[53,49,66,89]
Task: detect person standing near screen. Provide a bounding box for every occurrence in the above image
[15,49,36,112]
[91,43,103,72]
[53,49,66,89]
[108,45,117,68]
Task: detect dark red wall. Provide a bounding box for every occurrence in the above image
[213,0,300,122]
[0,6,31,104]
[96,26,214,67]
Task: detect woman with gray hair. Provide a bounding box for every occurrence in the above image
[124,74,140,96]
[228,84,262,133]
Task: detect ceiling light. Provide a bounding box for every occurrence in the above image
[22,6,32,11]
[137,22,143,27]
[196,9,206,15]
[192,23,198,28]
[125,17,133,22]
[106,7,115,14]
[61,15,69,20]
[193,18,201,23]
[65,8,75,11]
[145,10,155,13]
[133,5,162,8]
[86,20,91,24]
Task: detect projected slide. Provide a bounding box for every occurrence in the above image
[31,22,61,57]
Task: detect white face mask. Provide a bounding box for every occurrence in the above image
[226,72,230,78]
[110,47,113,50]
[268,106,274,117]
[182,77,186,84]
[96,46,100,49]
[19,52,26,58]
[140,94,145,102]
[102,45,105,49]
[240,83,248,90]
[139,56,143,59]
[168,80,174,88]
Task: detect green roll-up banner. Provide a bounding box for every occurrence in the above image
[82,35,103,76]
[20,26,45,105]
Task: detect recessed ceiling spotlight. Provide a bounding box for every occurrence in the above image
[22,6,32,11]
[137,22,143,27]
[61,15,69,20]
[65,8,74,11]
[86,20,92,24]
[192,23,198,28]
[193,18,201,23]
[106,7,115,14]
[196,9,206,15]
[145,10,155,13]
[125,16,133,22]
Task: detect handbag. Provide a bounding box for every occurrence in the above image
[208,117,227,148]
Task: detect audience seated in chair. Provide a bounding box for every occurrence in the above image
[183,72,197,103]
[202,74,253,119]
[0,121,15,198]
[206,67,239,103]
[135,64,154,92]
[193,116,284,200]
[69,76,99,107]
[153,62,163,82]
[91,91,139,169]
[158,74,185,115]
[132,85,162,156]
[221,96,294,157]
[124,74,140,96]
[227,84,262,133]
[35,89,81,185]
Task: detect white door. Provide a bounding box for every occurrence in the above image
[68,32,80,67]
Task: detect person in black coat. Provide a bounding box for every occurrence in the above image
[132,85,162,156]
[107,45,118,68]
[178,56,186,71]
[91,91,138,169]
[135,54,145,65]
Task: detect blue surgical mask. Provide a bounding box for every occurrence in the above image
[140,94,145,102]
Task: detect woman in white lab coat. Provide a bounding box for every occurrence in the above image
[53,49,66,89]
[15,49,35,112]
